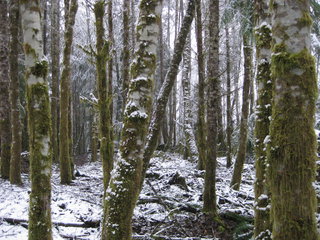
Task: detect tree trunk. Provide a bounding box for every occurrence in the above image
[9,0,21,184]
[253,0,272,238]
[269,1,318,239]
[101,1,162,239]
[0,0,11,180]
[141,0,197,183]
[122,0,130,109]
[20,1,52,238]
[195,0,206,170]
[225,26,232,169]
[59,0,78,184]
[94,0,112,191]
[50,0,60,164]
[203,0,219,216]
[182,34,198,162]
[230,34,252,191]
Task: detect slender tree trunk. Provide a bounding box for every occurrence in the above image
[253,0,272,238]
[141,0,197,183]
[51,0,60,164]
[182,34,198,162]
[107,0,114,182]
[94,0,112,190]
[225,26,232,169]
[42,0,48,56]
[0,0,11,180]
[59,0,78,184]
[203,0,219,216]
[122,0,130,110]
[9,0,21,184]
[195,0,206,170]
[91,112,98,162]
[230,34,252,190]
[101,1,162,239]
[20,1,52,238]
[269,1,318,239]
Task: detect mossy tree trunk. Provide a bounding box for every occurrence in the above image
[59,0,78,184]
[269,1,318,239]
[0,0,12,180]
[230,34,252,191]
[101,1,162,239]
[195,0,206,170]
[50,0,60,164]
[142,0,197,183]
[253,0,272,238]
[94,0,113,191]
[9,0,22,184]
[203,0,219,216]
[20,1,52,239]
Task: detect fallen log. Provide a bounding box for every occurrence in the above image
[0,216,100,228]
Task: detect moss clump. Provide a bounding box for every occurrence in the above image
[297,11,313,27]
[24,43,36,58]
[255,25,272,49]
[30,60,48,79]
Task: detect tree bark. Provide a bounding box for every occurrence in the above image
[101,1,162,239]
[122,0,130,110]
[269,1,318,239]
[59,0,78,184]
[20,0,52,238]
[225,26,232,169]
[9,0,21,184]
[230,34,252,191]
[50,0,60,164]
[253,0,272,238]
[0,0,11,180]
[203,0,219,216]
[195,0,206,170]
[94,0,112,191]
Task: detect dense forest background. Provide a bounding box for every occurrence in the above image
[1,0,320,239]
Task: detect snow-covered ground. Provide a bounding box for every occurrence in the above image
[0,152,256,239]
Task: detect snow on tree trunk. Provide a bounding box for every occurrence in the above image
[230,34,252,191]
[0,0,11,180]
[59,0,78,184]
[269,1,318,239]
[20,1,52,239]
[9,0,22,185]
[182,35,199,162]
[253,0,272,238]
[142,0,197,182]
[203,0,219,216]
[101,1,162,239]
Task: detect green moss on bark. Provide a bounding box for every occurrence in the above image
[269,46,318,239]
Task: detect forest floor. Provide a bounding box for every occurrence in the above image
[0,151,274,239]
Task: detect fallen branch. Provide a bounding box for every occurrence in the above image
[133,235,214,240]
[0,216,100,228]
